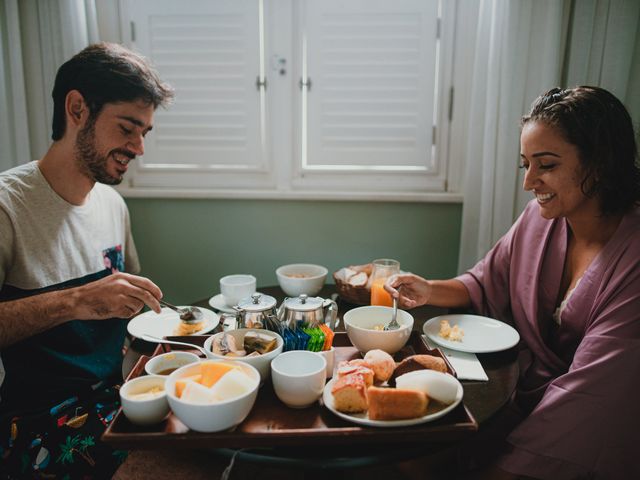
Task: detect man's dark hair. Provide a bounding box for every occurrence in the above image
[51,42,174,140]
[521,86,640,216]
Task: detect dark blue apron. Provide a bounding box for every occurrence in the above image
[0,269,127,414]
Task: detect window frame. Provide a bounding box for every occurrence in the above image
[115,0,472,203]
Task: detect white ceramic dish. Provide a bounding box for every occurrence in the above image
[144,351,201,376]
[127,307,219,340]
[322,376,463,427]
[343,306,413,354]
[423,314,520,353]
[119,375,170,426]
[208,292,268,314]
[271,350,327,408]
[276,264,327,297]
[166,360,260,433]
[203,329,284,384]
[208,294,237,313]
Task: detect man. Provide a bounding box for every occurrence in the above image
[0,43,173,478]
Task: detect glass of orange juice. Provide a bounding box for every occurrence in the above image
[370,259,400,306]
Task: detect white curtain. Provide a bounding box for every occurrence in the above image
[18,0,99,159]
[0,0,30,172]
[457,0,565,272]
[563,0,640,123]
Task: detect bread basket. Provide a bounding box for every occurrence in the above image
[332,263,373,305]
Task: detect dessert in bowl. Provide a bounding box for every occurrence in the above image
[144,351,201,376]
[166,360,260,432]
[343,306,414,354]
[276,263,328,297]
[119,375,170,426]
[203,328,283,384]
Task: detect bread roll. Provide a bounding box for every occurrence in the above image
[389,354,447,386]
[367,386,428,420]
[363,349,396,383]
[331,374,368,413]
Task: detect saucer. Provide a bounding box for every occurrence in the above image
[208,294,237,313]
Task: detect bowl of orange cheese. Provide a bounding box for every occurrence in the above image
[166,359,260,432]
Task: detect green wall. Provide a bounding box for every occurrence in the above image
[126,198,462,304]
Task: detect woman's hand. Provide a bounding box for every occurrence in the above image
[384,273,432,309]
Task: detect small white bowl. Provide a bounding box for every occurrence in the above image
[271,350,326,408]
[343,306,414,354]
[276,264,328,297]
[144,351,201,376]
[166,360,260,433]
[203,329,284,385]
[119,375,170,426]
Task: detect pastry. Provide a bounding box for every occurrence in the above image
[243,331,277,354]
[389,354,447,386]
[367,386,428,420]
[331,373,368,413]
[336,360,374,387]
[363,349,396,383]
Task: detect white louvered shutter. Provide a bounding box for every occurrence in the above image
[293,0,447,192]
[122,0,273,189]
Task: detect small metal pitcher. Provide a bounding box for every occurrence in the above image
[278,294,338,330]
[220,293,278,330]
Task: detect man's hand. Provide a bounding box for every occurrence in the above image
[0,272,163,349]
[72,272,163,319]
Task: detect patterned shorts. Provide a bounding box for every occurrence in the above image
[0,386,127,480]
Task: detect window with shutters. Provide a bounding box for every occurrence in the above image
[117,0,471,201]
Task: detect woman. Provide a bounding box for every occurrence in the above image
[386,86,640,479]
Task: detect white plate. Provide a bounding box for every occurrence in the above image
[208,294,236,313]
[127,307,219,340]
[423,314,520,353]
[322,377,463,427]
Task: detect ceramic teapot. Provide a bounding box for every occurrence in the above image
[278,294,338,330]
[220,293,279,330]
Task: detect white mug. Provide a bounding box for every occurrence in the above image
[220,274,256,306]
[271,351,326,408]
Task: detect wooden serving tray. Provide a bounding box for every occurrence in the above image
[102,332,477,449]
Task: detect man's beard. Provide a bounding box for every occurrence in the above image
[75,117,132,185]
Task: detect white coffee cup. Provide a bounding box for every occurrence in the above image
[220,274,256,307]
[271,350,326,408]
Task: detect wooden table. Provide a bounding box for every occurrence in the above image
[114,285,519,479]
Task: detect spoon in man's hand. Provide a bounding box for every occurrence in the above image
[159,299,203,324]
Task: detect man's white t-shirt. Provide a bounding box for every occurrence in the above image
[0,161,140,406]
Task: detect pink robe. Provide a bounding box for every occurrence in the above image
[457,200,640,479]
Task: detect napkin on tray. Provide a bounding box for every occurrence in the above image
[422,335,489,381]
